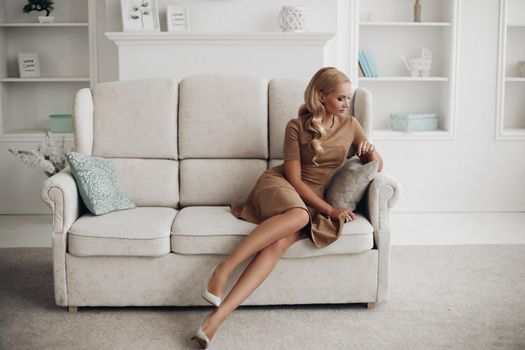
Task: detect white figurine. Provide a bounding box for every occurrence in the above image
[401,47,432,77]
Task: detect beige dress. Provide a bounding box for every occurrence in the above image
[230,114,367,248]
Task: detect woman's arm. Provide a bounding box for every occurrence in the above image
[356,141,384,172]
[284,160,355,220]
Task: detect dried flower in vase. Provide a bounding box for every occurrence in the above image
[8,131,70,177]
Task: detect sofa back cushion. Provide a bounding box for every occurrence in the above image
[179,159,266,206]
[111,158,179,207]
[92,79,178,159]
[268,79,308,160]
[178,74,268,159]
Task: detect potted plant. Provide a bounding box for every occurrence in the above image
[23,0,55,24]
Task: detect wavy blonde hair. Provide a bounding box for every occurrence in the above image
[298,67,351,166]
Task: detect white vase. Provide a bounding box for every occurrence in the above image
[278,6,305,32]
[38,16,55,24]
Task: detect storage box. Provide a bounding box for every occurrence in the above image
[390,112,438,132]
[49,114,73,133]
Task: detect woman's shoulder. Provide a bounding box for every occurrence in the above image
[286,115,307,130]
[341,115,362,128]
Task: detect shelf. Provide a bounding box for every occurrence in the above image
[1,78,90,83]
[106,31,335,46]
[360,21,452,27]
[373,129,452,141]
[498,128,525,140]
[0,130,74,142]
[496,0,525,140]
[356,0,459,140]
[0,22,88,27]
[359,76,449,82]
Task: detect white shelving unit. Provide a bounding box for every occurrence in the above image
[353,0,459,140]
[496,0,525,140]
[0,0,97,142]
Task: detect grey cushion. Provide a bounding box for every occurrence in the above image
[69,207,177,257]
[171,206,374,257]
[66,152,136,216]
[325,156,378,211]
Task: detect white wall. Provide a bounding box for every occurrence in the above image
[3,0,523,216]
[378,0,525,212]
[97,0,525,213]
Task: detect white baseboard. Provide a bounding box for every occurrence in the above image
[390,212,525,245]
[393,202,525,213]
[0,206,51,215]
[1,213,524,248]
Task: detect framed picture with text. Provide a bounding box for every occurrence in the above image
[121,0,160,31]
[18,52,41,78]
[167,5,189,31]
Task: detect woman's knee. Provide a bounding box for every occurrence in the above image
[285,208,310,229]
[265,231,300,256]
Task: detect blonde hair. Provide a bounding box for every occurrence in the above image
[298,67,351,166]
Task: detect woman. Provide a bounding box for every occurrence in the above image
[191,67,383,348]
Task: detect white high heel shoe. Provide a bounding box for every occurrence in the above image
[191,326,210,349]
[201,264,222,307]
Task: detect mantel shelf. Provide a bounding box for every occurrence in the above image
[1,77,90,83]
[0,22,88,27]
[105,31,335,46]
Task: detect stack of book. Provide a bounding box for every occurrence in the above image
[358,51,379,77]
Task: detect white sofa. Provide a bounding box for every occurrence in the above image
[41,75,401,312]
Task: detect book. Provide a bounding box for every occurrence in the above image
[364,51,379,77]
[358,51,372,77]
[358,61,365,76]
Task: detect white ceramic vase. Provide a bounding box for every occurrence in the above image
[38,16,55,23]
[278,6,305,32]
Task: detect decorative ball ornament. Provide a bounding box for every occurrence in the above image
[278,6,305,32]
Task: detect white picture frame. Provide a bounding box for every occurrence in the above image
[121,0,160,32]
[167,5,190,31]
[18,52,41,78]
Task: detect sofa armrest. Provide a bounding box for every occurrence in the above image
[366,171,401,304]
[367,171,402,241]
[40,167,81,234]
[40,167,81,306]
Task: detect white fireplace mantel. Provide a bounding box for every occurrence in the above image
[105,31,336,81]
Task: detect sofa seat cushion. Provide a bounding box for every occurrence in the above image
[171,206,374,257]
[69,207,177,257]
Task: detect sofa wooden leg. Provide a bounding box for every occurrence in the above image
[68,306,78,313]
[367,302,376,309]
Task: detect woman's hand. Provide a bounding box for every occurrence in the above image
[328,207,355,222]
[356,140,375,159]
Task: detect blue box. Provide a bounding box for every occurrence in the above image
[49,114,73,133]
[390,113,438,132]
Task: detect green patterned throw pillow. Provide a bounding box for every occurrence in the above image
[66,152,136,215]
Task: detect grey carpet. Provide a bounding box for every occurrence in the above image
[0,246,524,350]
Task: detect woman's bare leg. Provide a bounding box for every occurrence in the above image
[207,208,309,298]
[200,230,301,340]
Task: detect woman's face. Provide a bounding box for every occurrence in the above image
[320,82,351,118]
